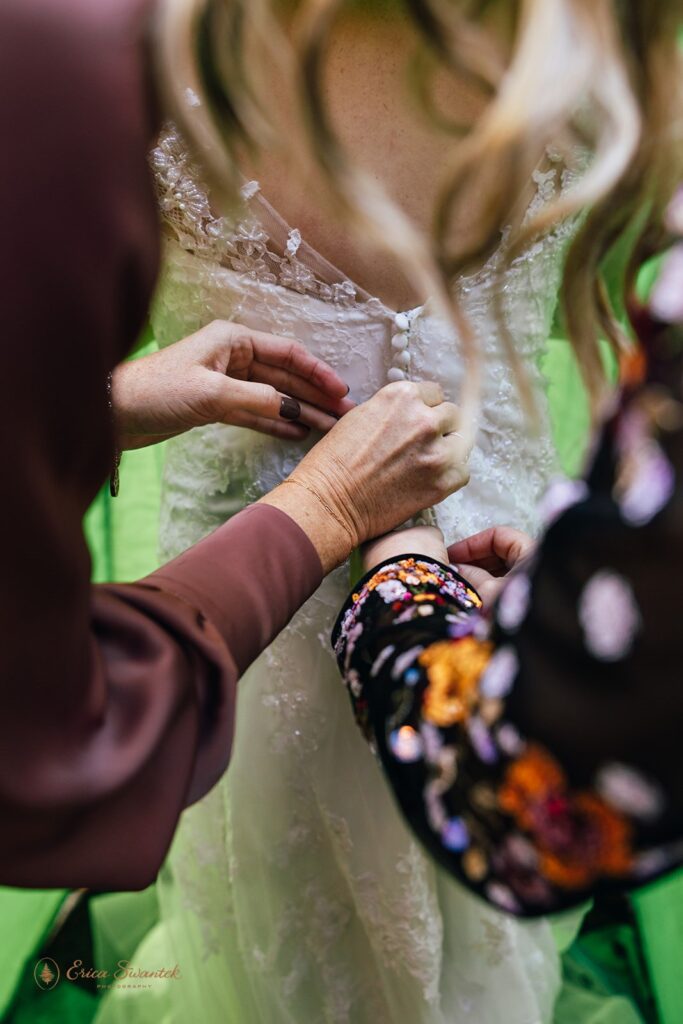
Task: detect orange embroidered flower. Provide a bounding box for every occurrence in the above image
[499,744,634,890]
[420,637,492,727]
[499,746,565,826]
[366,571,394,592]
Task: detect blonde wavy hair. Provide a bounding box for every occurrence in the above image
[152,0,683,421]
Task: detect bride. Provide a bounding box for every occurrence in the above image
[98,1,642,1021]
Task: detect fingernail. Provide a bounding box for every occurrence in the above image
[280,396,301,421]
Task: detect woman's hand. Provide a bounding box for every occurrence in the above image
[112,320,354,449]
[362,526,448,573]
[261,381,470,572]
[448,526,535,605]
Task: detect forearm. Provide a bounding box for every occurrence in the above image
[260,482,355,574]
[334,542,683,917]
[146,502,324,674]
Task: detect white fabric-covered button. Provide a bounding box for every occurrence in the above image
[387,367,406,382]
[395,350,411,369]
[394,312,410,332]
[391,333,408,351]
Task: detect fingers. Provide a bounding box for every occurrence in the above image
[415,381,445,407]
[219,377,290,419]
[228,408,310,441]
[433,400,460,436]
[295,399,339,433]
[214,375,340,434]
[453,564,504,606]
[249,362,355,416]
[447,527,535,574]
[246,329,351,399]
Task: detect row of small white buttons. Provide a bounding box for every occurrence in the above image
[387,311,411,383]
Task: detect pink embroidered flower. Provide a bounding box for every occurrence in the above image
[617,435,675,526]
[578,570,641,662]
[595,763,664,823]
[651,244,683,323]
[479,646,519,700]
[538,477,589,526]
[497,574,532,632]
[485,881,522,914]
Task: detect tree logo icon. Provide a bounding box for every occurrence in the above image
[34,958,60,991]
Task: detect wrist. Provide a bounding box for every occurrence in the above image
[362,527,447,574]
[259,481,355,574]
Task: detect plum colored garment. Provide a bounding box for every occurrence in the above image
[0,0,322,889]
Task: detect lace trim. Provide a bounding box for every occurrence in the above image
[152,126,375,310]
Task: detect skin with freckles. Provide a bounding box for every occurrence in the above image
[261,380,470,572]
[113,318,355,449]
[248,4,516,310]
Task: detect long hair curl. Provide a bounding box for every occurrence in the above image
[153,0,683,422]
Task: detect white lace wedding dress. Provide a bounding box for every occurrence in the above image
[106,126,584,1024]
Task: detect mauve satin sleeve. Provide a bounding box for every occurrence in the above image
[0,0,322,890]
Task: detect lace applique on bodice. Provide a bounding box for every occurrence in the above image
[146,125,581,1024]
[153,127,380,310]
[151,124,576,551]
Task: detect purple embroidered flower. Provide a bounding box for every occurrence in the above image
[578,570,641,662]
[447,618,476,640]
[370,645,396,679]
[391,645,425,680]
[344,622,364,665]
[485,881,522,914]
[497,574,532,632]
[442,576,478,609]
[441,817,470,852]
[595,763,664,823]
[538,477,589,525]
[420,723,444,763]
[491,835,555,907]
[651,244,683,324]
[618,439,675,526]
[467,716,498,764]
[496,723,525,758]
[633,846,681,879]
[425,782,448,832]
[479,647,519,700]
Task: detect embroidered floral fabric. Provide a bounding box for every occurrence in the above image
[334,322,683,917]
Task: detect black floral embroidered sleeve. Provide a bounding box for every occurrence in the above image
[333,267,683,921]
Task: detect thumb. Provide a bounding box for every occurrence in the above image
[213,376,302,422]
[453,564,504,607]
